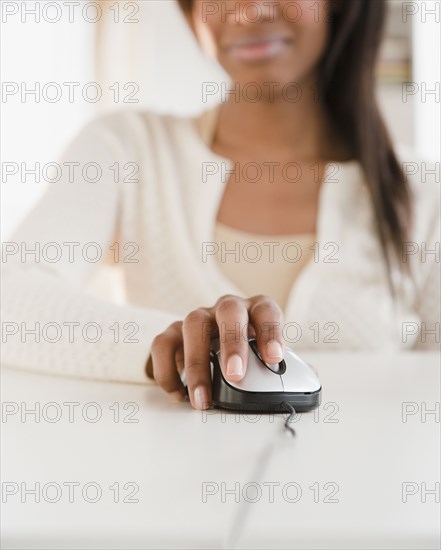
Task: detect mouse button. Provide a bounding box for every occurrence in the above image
[281,349,321,392]
[249,339,286,375]
[222,351,284,393]
[269,359,286,375]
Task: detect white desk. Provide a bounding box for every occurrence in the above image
[1,353,440,549]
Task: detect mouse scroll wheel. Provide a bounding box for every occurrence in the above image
[249,339,286,375]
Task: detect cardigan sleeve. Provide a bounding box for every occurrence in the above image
[1,113,180,383]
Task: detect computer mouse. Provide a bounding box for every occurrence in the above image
[210,338,321,412]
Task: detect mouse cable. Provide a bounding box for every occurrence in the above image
[282,402,297,437]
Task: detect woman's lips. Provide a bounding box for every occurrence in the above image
[226,35,292,62]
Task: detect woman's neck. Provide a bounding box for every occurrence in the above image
[212,76,350,162]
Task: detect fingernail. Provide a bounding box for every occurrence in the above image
[226,354,244,379]
[194,386,210,410]
[267,341,283,361]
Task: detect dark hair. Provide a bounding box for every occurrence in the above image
[177,0,411,281]
[177,0,192,13]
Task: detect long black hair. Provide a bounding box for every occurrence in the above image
[178,0,411,280]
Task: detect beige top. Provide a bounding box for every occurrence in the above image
[214,221,315,309]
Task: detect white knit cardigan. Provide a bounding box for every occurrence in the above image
[2,108,439,383]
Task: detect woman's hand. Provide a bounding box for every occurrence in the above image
[146,294,285,410]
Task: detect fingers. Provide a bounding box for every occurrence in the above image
[248,295,285,365]
[214,295,250,383]
[182,308,215,411]
[149,295,285,412]
[150,321,186,401]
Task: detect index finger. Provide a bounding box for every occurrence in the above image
[214,296,250,383]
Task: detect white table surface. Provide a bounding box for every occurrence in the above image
[1,353,440,549]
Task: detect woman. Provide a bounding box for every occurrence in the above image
[3,0,439,411]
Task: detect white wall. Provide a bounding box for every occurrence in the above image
[1,4,96,239]
[95,0,224,115]
[412,0,441,161]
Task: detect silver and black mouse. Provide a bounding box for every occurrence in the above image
[210,338,321,412]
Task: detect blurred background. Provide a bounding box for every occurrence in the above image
[2,0,440,240]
